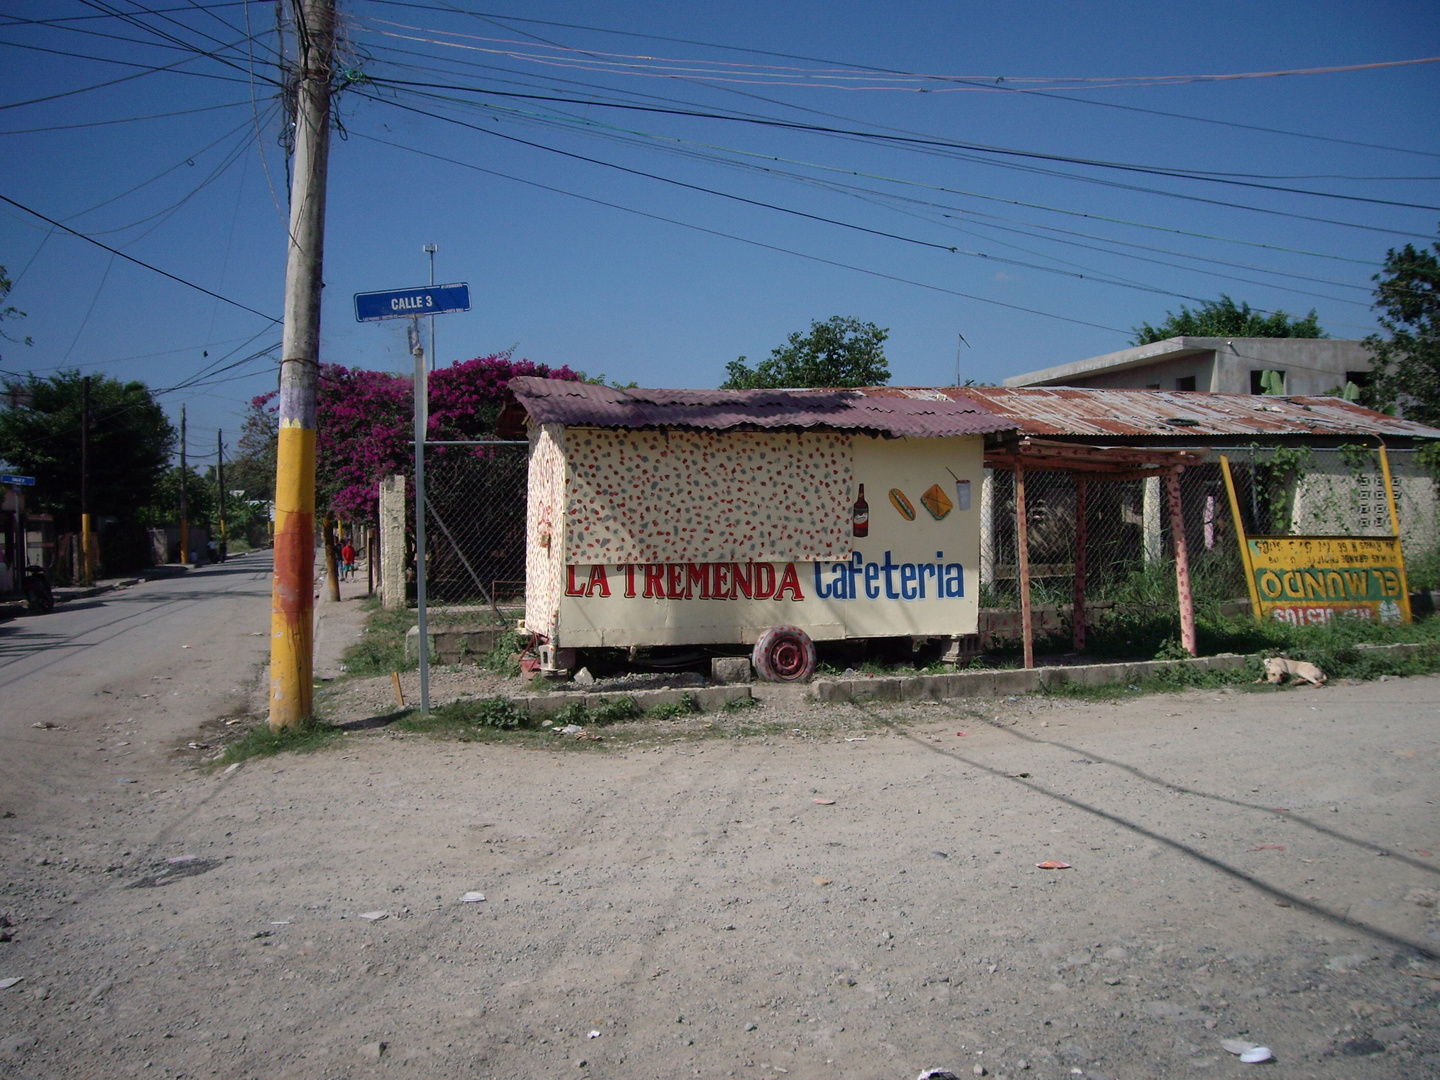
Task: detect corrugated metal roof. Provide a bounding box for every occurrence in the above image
[864,385,1440,441]
[501,377,1019,439]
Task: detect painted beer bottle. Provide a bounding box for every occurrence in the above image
[852,483,869,538]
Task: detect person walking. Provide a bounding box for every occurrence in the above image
[340,540,357,581]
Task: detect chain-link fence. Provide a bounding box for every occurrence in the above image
[978,447,1438,650]
[420,442,529,623]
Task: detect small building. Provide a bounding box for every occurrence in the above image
[498,378,1016,678]
[1003,336,1374,397]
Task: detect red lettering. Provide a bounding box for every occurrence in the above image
[753,563,776,599]
[774,562,804,601]
[586,565,611,597]
[643,564,664,598]
[686,563,709,599]
[666,563,685,599]
[711,562,730,599]
[623,564,636,598]
[731,562,752,599]
[565,565,586,596]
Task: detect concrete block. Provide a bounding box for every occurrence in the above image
[990,668,1042,696]
[946,670,995,697]
[403,624,437,663]
[810,679,852,703]
[901,676,945,702]
[711,656,753,684]
[847,678,902,703]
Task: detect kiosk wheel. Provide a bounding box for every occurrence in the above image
[752,626,817,682]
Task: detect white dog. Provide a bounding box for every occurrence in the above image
[1261,656,1327,687]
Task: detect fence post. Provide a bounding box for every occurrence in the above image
[379,475,406,610]
[1016,461,1033,670]
[1166,469,1197,656]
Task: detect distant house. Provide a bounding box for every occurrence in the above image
[1003,336,1374,397]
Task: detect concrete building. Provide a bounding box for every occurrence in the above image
[1003,337,1374,397]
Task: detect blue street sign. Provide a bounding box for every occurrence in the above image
[354,283,471,323]
[1,474,35,486]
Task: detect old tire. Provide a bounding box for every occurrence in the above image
[752,626,817,682]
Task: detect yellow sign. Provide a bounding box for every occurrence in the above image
[1245,535,1409,625]
[1220,453,1411,626]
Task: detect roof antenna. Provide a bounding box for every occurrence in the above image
[954,332,970,386]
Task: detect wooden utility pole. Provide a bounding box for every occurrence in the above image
[80,375,92,585]
[217,429,227,561]
[179,404,188,566]
[269,0,334,730]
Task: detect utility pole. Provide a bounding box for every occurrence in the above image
[217,429,227,562]
[269,0,335,730]
[424,242,437,371]
[179,404,188,566]
[80,375,92,585]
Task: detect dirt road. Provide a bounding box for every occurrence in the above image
[1,578,1438,1079]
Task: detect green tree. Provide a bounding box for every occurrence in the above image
[0,370,174,524]
[1130,295,1325,345]
[1361,231,1440,426]
[0,264,32,354]
[138,464,215,529]
[228,394,279,505]
[722,316,890,389]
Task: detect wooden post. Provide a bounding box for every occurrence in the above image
[1378,444,1414,622]
[1166,470,1197,656]
[1072,476,1087,653]
[1220,455,1262,622]
[1016,461,1034,669]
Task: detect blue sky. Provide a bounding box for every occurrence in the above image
[2,1,1437,462]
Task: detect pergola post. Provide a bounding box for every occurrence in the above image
[1165,469,1197,656]
[1016,461,1034,669]
[1073,476,1087,652]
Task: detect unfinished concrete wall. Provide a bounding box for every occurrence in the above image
[379,474,407,610]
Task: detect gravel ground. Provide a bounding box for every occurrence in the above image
[2,668,1438,1080]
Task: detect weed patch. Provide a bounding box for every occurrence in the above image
[213,720,342,766]
[342,599,416,677]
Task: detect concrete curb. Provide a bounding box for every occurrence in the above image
[808,641,1440,704]
[518,683,752,718]
[811,652,1252,704]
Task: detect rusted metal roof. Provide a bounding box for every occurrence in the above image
[500,377,1019,439]
[864,385,1440,442]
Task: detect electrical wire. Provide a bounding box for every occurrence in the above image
[0,98,249,136]
[0,194,279,323]
[366,77,1436,234]
[351,130,1129,334]
[364,0,1440,160]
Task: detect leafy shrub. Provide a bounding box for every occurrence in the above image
[432,696,529,729]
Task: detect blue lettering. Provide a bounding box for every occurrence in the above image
[919,562,936,599]
[815,554,967,603]
[881,550,900,599]
[813,562,831,599]
[944,563,964,597]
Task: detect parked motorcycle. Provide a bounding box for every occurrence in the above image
[23,564,54,614]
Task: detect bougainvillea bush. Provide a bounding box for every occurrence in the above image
[248,354,582,522]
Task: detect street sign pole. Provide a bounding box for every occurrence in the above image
[354,281,469,720]
[410,319,430,718]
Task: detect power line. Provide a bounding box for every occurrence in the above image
[362,0,1440,160]
[366,78,1434,236]
[0,193,279,323]
[352,130,1129,334]
[0,98,249,135]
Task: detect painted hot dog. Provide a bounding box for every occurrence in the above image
[888,488,916,521]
